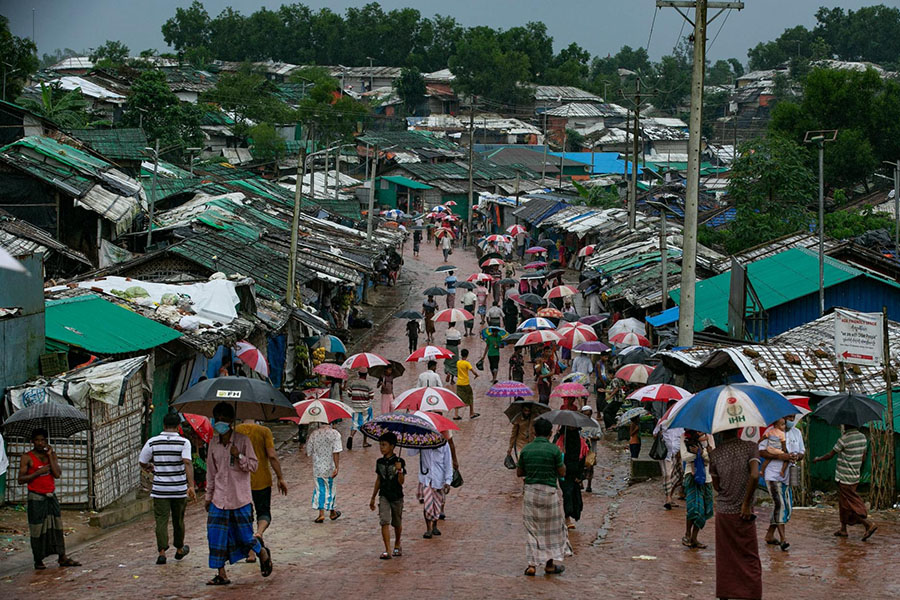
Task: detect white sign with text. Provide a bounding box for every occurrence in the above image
[834,309,883,366]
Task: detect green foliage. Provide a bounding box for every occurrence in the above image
[1,16,38,102]
[565,129,584,153]
[249,122,287,165]
[544,43,591,87]
[203,64,296,135]
[824,208,894,240]
[395,67,426,115]
[19,83,93,128]
[449,26,532,106]
[89,40,130,66]
[290,68,368,143]
[185,46,213,68]
[121,70,203,155]
[572,179,621,209]
[161,0,210,51]
[39,47,80,69]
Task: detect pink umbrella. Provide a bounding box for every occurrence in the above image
[550,382,589,398]
[614,364,655,384]
[544,285,578,299]
[413,410,461,432]
[282,398,354,425]
[406,345,455,362]
[525,246,547,255]
[341,352,389,370]
[486,380,534,398]
[609,331,651,347]
[507,224,527,236]
[394,386,465,411]
[303,388,331,400]
[558,325,598,349]
[313,362,349,380]
[524,261,548,269]
[515,330,562,347]
[627,383,691,403]
[434,308,474,323]
[234,341,269,377]
[485,234,510,243]
[480,257,505,267]
[181,413,213,443]
[467,272,494,283]
[577,245,596,258]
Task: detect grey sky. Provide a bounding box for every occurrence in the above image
[3,0,884,65]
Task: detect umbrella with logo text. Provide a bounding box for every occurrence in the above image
[282,398,354,425]
[393,386,466,411]
[172,377,295,420]
[406,345,455,362]
[669,384,800,434]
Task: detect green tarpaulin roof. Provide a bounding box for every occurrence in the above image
[45,294,181,354]
[68,128,148,161]
[380,175,433,190]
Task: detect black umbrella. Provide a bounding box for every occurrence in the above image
[172,376,295,420]
[519,293,546,306]
[367,360,407,379]
[536,239,555,249]
[435,265,457,272]
[814,392,884,427]
[423,286,448,296]
[2,402,90,439]
[617,346,656,366]
[456,281,476,290]
[563,312,580,322]
[520,272,546,281]
[545,269,565,280]
[499,278,518,286]
[396,310,424,320]
[481,252,503,261]
[503,332,526,344]
[504,400,552,424]
[538,409,600,429]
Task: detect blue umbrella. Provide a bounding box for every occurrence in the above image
[516,317,556,331]
[669,384,799,434]
[382,209,406,220]
[312,334,347,354]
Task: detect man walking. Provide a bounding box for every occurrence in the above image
[417,360,443,388]
[441,232,452,262]
[516,418,567,576]
[409,441,453,539]
[205,403,271,585]
[453,349,479,420]
[347,370,375,450]
[814,425,877,541]
[234,421,289,561]
[139,413,196,565]
[479,326,504,383]
[306,420,343,523]
[462,288,477,336]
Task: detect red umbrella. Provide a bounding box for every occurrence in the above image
[614,364,655,383]
[577,245,596,258]
[525,246,547,255]
[524,261,548,269]
[181,413,213,443]
[544,285,578,299]
[234,340,269,377]
[313,362,348,380]
[413,410,461,432]
[609,331,651,347]
[507,224,527,236]
[406,345,455,362]
[394,386,466,411]
[434,227,455,239]
[550,382,589,398]
[484,234,510,243]
[443,200,458,207]
[558,325,598,349]
[515,330,561,347]
[467,272,494,283]
[627,383,691,403]
[434,308,474,323]
[480,257,505,267]
[282,398,354,425]
[341,352,389,370]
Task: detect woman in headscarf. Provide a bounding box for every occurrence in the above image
[681,429,715,549]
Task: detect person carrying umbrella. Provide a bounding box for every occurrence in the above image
[405,318,421,354]
[346,370,376,450]
[409,438,453,539]
[369,432,406,559]
[444,322,462,385]
[423,295,438,344]
[454,349,480,420]
[413,228,421,256]
[813,425,877,541]
[441,232,452,261]
[503,293,519,333]
[462,287,478,336]
[445,271,457,309]
[480,326,504,383]
[507,400,536,465]
[18,428,81,570]
[554,424,588,530]
[653,400,684,511]
[579,406,602,492]
[306,420,343,524]
[204,402,272,584]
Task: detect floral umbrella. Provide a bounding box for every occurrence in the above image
[550,382,589,398]
[313,362,348,380]
[536,307,564,319]
[486,380,534,398]
[361,413,448,449]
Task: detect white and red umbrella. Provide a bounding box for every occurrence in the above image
[434,308,474,323]
[577,245,596,258]
[467,272,494,283]
[181,413,213,443]
[406,345,455,362]
[609,331,651,347]
[413,410,461,432]
[627,383,691,403]
[614,363,655,383]
[507,224,527,236]
[544,285,578,300]
[434,227,455,239]
[234,341,269,377]
[313,362,348,380]
[608,317,647,337]
[283,398,354,425]
[558,324,598,349]
[341,352,389,370]
[443,200,458,207]
[740,396,811,442]
[302,388,331,400]
[480,257,505,267]
[394,386,465,411]
[515,329,562,347]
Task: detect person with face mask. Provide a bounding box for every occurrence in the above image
[759,415,806,550]
[205,402,272,585]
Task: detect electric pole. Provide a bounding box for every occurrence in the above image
[287,140,307,306]
[467,97,476,246]
[366,144,379,240]
[657,0,744,347]
[145,139,160,248]
[804,129,837,317]
[621,79,651,230]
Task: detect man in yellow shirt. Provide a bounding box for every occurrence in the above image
[234,422,288,562]
[453,349,480,420]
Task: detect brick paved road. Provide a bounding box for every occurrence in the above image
[1,237,898,599]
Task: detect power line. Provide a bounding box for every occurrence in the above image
[707,9,731,55]
[646,8,659,55]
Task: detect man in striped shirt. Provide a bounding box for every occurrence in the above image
[139,413,196,565]
[814,425,877,540]
[346,370,375,450]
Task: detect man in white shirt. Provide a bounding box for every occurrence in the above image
[461,289,478,336]
[486,300,504,328]
[409,441,453,538]
[441,234,452,262]
[417,360,443,388]
[652,409,685,510]
[759,416,805,549]
[571,352,594,377]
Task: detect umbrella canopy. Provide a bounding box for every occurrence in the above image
[608,318,647,337]
[669,384,800,434]
[382,209,406,220]
[434,227,455,239]
[610,331,651,347]
[628,383,691,403]
[393,386,465,411]
[172,377,294,420]
[539,409,600,429]
[499,278,518,286]
[481,251,503,261]
[2,402,89,439]
[524,261,549,270]
[558,325,598,349]
[559,322,595,335]
[423,286,449,296]
[504,400,551,423]
[283,398,354,425]
[515,330,562,347]
[563,312,580,322]
[406,345,454,362]
[181,413,213,443]
[484,234,510,243]
[577,245,596,258]
[443,200,458,207]
[550,382,589,398]
[520,272,547,281]
[617,346,655,366]
[574,341,610,354]
[366,360,406,379]
[536,307,564,319]
[481,258,505,267]
[361,412,447,448]
[430,205,448,213]
[480,326,509,341]
[561,372,591,385]
[525,246,548,255]
[434,308,474,323]
[234,340,269,377]
[545,285,578,299]
[517,317,556,331]
[579,314,609,326]
[813,392,885,428]
[302,388,331,400]
[396,310,424,320]
[0,247,27,273]
[456,281,476,290]
[311,334,347,354]
[615,364,654,383]
[342,353,389,370]
[467,272,495,283]
[618,406,649,426]
[504,332,526,344]
[507,224,527,236]
[486,380,534,398]
[412,410,460,433]
[519,293,546,306]
[313,362,349,380]
[435,265,457,272]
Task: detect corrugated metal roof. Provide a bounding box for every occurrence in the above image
[45,294,181,354]
[534,86,601,103]
[68,128,148,161]
[544,103,606,118]
[547,151,640,175]
[357,130,459,151]
[0,209,91,266]
[380,175,432,190]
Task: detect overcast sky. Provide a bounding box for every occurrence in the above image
[3,0,882,65]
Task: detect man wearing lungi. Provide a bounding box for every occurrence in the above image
[814,425,877,541]
[516,418,568,577]
[409,441,452,539]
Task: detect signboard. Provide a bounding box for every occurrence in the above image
[834,309,883,366]
[216,390,242,398]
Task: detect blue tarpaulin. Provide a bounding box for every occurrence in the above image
[646,306,679,327]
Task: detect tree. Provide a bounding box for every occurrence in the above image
[249,122,286,174]
[161,0,210,52]
[121,70,203,155]
[90,40,130,67]
[449,27,532,106]
[39,47,80,69]
[814,5,900,68]
[0,15,38,102]
[544,43,591,87]
[653,40,692,113]
[19,83,95,128]
[291,68,368,145]
[499,22,553,80]
[203,64,296,136]
[395,67,426,115]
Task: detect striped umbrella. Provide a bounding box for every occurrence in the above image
[406,345,455,362]
[627,383,691,403]
[516,317,556,331]
[313,362,348,380]
[544,285,578,299]
[2,402,89,439]
[614,363,655,383]
[393,386,465,411]
[434,308,474,323]
[558,325,598,349]
[507,224,527,236]
[485,234,510,243]
[577,245,596,258]
[467,272,494,283]
[443,200,458,207]
[234,340,269,377]
[609,318,647,337]
[341,352,389,370]
[609,331,651,347]
[413,410,460,433]
[486,380,534,398]
[550,382,589,398]
[480,258,505,267]
[283,398,354,425]
[515,330,561,347]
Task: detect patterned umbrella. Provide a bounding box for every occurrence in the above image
[615,363,655,383]
[434,308,474,323]
[573,341,610,354]
[515,330,562,347]
[610,332,651,347]
[577,245,596,258]
[431,205,449,213]
[627,383,691,403]
[561,372,591,385]
[507,224,527,236]
[618,406,649,426]
[393,386,466,411]
[406,345,455,362]
[467,272,494,283]
[480,258,505,267]
[517,317,556,331]
[413,410,460,433]
[313,362,349,380]
[283,398,354,425]
[341,352,389,370]
[480,326,509,341]
[311,334,347,354]
[2,401,89,439]
[525,246,547,254]
[544,285,578,299]
[485,234,510,243]
[524,261,549,269]
[558,325,598,349]
[550,382,589,398]
[536,307,564,319]
[669,384,800,434]
[486,380,534,398]
[234,340,269,377]
[181,413,213,443]
[360,413,447,449]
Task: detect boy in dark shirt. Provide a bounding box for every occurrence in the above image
[370,432,406,559]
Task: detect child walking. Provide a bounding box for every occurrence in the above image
[370,432,406,559]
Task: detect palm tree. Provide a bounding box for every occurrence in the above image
[20,82,91,128]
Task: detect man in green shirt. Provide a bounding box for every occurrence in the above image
[479,327,503,383]
[814,425,877,540]
[516,418,568,576]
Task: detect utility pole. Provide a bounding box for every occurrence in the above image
[884,160,900,258]
[804,130,837,316]
[647,201,671,311]
[145,139,159,248]
[334,147,341,203]
[467,97,476,246]
[621,78,644,230]
[366,144,379,240]
[287,140,307,306]
[558,127,567,191]
[541,112,548,184]
[657,0,744,347]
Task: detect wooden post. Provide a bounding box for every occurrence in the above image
[872,306,896,509]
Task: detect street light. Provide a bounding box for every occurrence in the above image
[804,129,838,316]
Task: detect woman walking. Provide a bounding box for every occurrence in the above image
[681,429,714,549]
[377,365,395,415]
